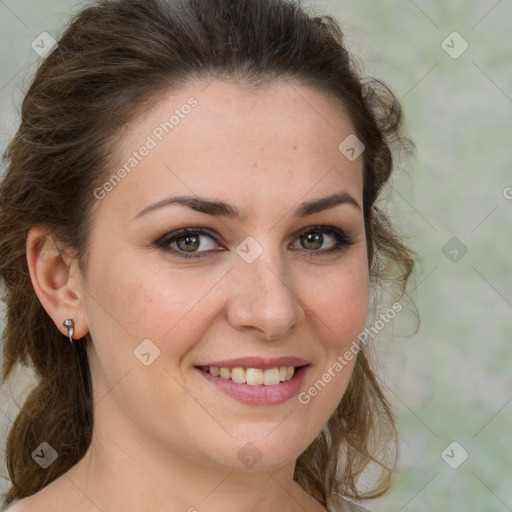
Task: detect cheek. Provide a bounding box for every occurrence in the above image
[297,259,369,419]
[84,235,369,364]
[300,258,370,346]
[86,251,227,351]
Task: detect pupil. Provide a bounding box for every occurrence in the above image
[178,235,199,251]
[303,232,322,249]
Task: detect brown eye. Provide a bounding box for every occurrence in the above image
[156,228,221,258]
[156,225,354,260]
[175,234,200,252]
[291,225,354,256]
[299,232,324,250]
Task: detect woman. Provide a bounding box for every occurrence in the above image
[0,0,416,511]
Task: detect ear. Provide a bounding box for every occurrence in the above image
[26,225,89,340]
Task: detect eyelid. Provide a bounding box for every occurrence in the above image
[293,224,353,244]
[155,225,354,259]
[154,227,221,257]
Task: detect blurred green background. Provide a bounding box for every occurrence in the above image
[1,1,511,510]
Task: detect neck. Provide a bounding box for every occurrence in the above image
[63,401,323,512]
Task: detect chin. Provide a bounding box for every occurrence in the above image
[199,425,315,471]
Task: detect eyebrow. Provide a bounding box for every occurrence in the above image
[133,191,362,221]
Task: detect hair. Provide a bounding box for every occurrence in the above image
[0,0,418,509]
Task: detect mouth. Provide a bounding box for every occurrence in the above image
[193,356,311,405]
[194,363,310,406]
[196,365,306,386]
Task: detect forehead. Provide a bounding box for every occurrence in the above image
[93,78,364,222]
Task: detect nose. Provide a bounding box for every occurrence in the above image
[225,248,305,340]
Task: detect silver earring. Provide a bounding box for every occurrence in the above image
[63,318,74,344]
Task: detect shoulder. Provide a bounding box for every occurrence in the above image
[1,469,79,512]
[2,499,32,512]
[1,490,52,512]
[329,494,375,512]
[2,503,21,512]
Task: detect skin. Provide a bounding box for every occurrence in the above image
[19,78,369,512]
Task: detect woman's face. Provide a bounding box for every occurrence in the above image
[80,78,369,471]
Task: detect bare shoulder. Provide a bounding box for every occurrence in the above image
[330,494,374,512]
[1,474,91,512]
[2,501,27,512]
[1,483,62,512]
[2,496,40,512]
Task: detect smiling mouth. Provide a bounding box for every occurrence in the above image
[197,365,303,386]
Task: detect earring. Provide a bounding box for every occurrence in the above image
[63,318,75,344]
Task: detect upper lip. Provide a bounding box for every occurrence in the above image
[194,356,310,369]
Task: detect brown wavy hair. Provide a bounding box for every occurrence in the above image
[0,0,418,509]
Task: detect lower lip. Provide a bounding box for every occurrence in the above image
[196,366,310,406]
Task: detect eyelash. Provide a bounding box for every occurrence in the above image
[155,225,354,259]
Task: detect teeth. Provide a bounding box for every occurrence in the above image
[220,367,231,379]
[203,366,296,385]
[209,366,220,377]
[263,367,280,386]
[246,368,264,385]
[231,367,246,384]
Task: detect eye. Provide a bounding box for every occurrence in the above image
[290,225,354,256]
[155,225,354,259]
[155,228,222,259]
